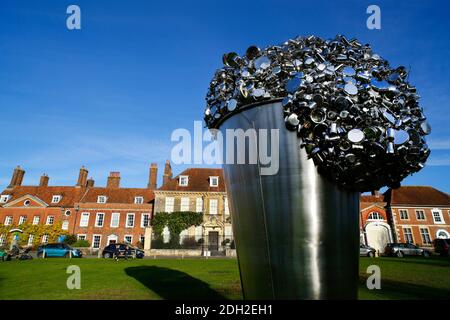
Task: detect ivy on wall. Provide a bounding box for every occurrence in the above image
[151,211,203,245]
[0,222,69,248]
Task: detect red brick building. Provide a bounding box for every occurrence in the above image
[1,165,449,254]
[0,165,157,250]
[385,186,450,246]
[360,192,392,253]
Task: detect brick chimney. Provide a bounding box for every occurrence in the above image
[7,166,25,188]
[371,190,381,198]
[86,177,95,187]
[148,163,158,189]
[39,174,49,187]
[107,172,120,188]
[162,160,172,186]
[76,166,88,187]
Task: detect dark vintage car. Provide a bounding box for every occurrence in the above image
[384,243,431,257]
[432,238,450,256]
[101,243,144,259]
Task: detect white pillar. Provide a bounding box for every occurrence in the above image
[144,227,152,250]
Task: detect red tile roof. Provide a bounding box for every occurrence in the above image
[387,186,450,206]
[79,187,154,204]
[1,186,85,207]
[1,186,154,207]
[158,168,226,192]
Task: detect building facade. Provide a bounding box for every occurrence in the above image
[1,164,449,254]
[385,186,450,246]
[360,192,393,253]
[153,161,233,252]
[0,165,157,251]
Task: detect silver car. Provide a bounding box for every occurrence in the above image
[360,244,376,257]
[384,243,431,257]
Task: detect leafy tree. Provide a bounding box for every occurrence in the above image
[151,211,203,247]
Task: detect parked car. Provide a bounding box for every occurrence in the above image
[102,243,144,259]
[384,243,431,257]
[432,238,450,256]
[360,244,376,257]
[37,243,82,258]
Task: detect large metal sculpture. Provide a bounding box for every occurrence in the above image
[204,35,430,299]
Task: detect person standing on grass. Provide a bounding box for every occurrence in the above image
[114,244,121,261]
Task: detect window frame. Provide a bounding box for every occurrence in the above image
[110,212,120,228]
[403,227,414,243]
[224,197,230,215]
[165,197,175,213]
[209,198,218,215]
[179,175,189,186]
[4,216,13,225]
[27,234,34,246]
[141,213,150,228]
[124,235,133,244]
[77,234,87,241]
[51,195,62,203]
[41,234,49,244]
[419,227,432,244]
[180,197,190,211]
[61,220,69,230]
[32,216,40,225]
[18,215,27,225]
[432,210,445,224]
[46,215,55,225]
[97,196,107,204]
[367,212,383,220]
[134,196,144,204]
[209,176,219,187]
[0,195,10,203]
[126,213,135,228]
[92,235,102,249]
[399,209,409,220]
[415,210,426,221]
[95,212,105,227]
[79,212,90,227]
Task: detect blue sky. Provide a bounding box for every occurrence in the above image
[0,0,449,192]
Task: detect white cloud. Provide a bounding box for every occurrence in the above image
[426,155,450,166]
[428,139,450,150]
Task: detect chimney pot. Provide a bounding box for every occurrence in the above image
[148,163,158,189]
[162,160,172,186]
[7,165,25,188]
[39,174,49,187]
[86,177,95,187]
[107,171,121,188]
[76,166,89,187]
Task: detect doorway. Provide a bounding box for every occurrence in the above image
[208,231,219,251]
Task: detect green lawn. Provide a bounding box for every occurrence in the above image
[0,257,449,300]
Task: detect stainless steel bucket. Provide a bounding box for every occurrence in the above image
[219,100,360,299]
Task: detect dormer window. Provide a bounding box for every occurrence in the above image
[134,196,144,204]
[0,195,11,203]
[97,196,107,204]
[52,195,62,203]
[179,175,189,186]
[210,176,219,187]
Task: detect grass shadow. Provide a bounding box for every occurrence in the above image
[125,266,226,300]
[378,256,450,268]
[359,276,450,299]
